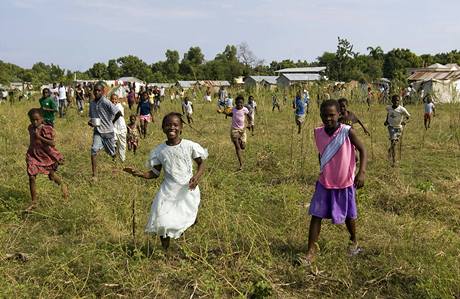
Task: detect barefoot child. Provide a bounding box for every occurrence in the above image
[229,95,251,170]
[127,115,140,154]
[26,108,68,211]
[246,95,257,135]
[293,91,306,134]
[384,95,410,166]
[182,97,194,124]
[137,91,153,138]
[423,95,435,130]
[338,98,370,135]
[123,112,207,250]
[302,99,367,263]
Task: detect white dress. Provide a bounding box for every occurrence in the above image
[145,139,208,238]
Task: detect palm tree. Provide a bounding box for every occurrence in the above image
[367,46,384,59]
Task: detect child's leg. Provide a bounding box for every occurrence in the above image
[424,116,428,130]
[232,140,243,170]
[27,175,38,210]
[118,133,127,162]
[160,236,170,250]
[306,216,322,259]
[345,218,357,244]
[49,171,68,199]
[91,154,97,178]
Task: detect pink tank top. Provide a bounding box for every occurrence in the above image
[314,124,356,189]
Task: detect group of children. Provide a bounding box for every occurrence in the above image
[27,84,436,263]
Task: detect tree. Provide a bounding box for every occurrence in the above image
[107,59,121,79]
[117,55,153,82]
[383,48,422,81]
[367,46,384,60]
[88,62,108,79]
[163,50,180,80]
[180,46,205,79]
[237,42,263,68]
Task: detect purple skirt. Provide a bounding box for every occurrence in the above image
[308,181,357,224]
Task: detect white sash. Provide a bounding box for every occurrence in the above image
[320,125,351,172]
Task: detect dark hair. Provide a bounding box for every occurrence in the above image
[338,97,348,105]
[28,108,43,118]
[391,94,400,102]
[235,95,244,103]
[42,88,50,95]
[93,82,105,90]
[320,99,340,114]
[162,112,184,129]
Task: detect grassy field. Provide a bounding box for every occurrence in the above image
[0,89,459,298]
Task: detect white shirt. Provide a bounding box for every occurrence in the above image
[424,102,435,114]
[386,105,410,128]
[58,86,67,100]
[182,101,193,114]
[114,103,127,133]
[160,87,165,96]
[225,97,233,108]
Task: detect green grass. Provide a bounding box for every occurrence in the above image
[1,89,459,298]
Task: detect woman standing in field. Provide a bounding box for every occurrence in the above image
[26,108,68,212]
[123,112,207,250]
[300,99,367,264]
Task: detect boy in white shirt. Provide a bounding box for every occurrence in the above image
[182,97,193,124]
[384,95,410,165]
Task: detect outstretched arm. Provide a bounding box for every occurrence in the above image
[356,118,370,136]
[123,164,162,179]
[349,129,367,189]
[189,157,205,190]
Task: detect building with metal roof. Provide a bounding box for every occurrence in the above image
[276,73,322,88]
[408,63,460,103]
[275,67,326,74]
[244,76,279,88]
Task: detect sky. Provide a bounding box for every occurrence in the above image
[1,0,459,71]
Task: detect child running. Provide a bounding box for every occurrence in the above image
[110,94,127,162]
[293,91,306,134]
[246,95,257,135]
[338,98,370,135]
[26,108,68,212]
[39,88,58,126]
[423,95,435,130]
[301,99,367,264]
[123,112,207,250]
[127,115,140,154]
[384,95,410,166]
[182,97,194,124]
[137,91,153,138]
[229,95,251,171]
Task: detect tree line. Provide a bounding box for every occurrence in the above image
[1,38,460,88]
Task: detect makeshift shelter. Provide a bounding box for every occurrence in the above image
[195,80,231,93]
[407,63,460,103]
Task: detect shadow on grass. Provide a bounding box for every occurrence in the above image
[0,185,29,211]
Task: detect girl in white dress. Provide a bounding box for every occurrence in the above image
[123,112,207,250]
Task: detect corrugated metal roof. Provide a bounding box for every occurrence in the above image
[118,77,143,83]
[275,67,326,73]
[247,76,278,83]
[279,73,321,81]
[408,70,460,81]
[147,83,174,88]
[176,81,197,88]
[261,77,278,85]
[197,80,231,87]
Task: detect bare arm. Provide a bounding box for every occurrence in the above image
[349,129,367,189]
[189,157,205,190]
[113,111,122,123]
[123,164,162,179]
[356,118,370,136]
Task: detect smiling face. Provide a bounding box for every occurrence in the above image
[162,114,183,141]
[110,94,119,104]
[321,104,339,129]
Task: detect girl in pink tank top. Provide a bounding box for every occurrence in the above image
[298,100,367,265]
